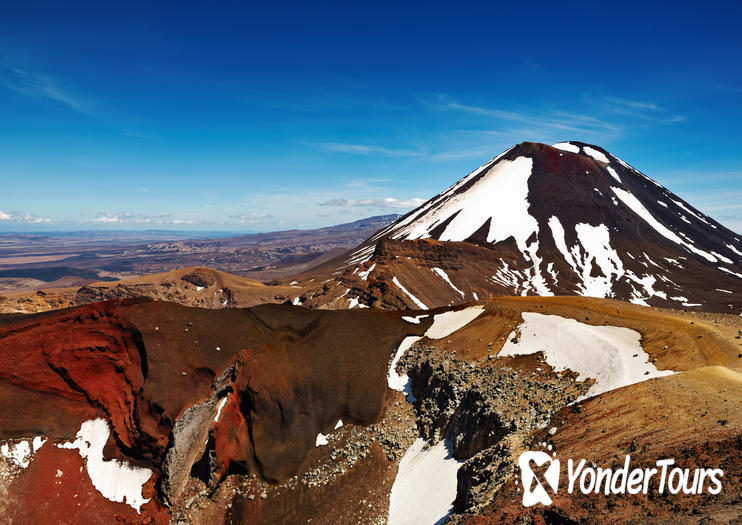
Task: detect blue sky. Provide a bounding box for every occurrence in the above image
[1,1,742,232]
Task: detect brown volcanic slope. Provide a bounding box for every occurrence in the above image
[73,266,301,309]
[467,366,742,525]
[0,266,311,314]
[1,296,740,524]
[288,141,742,313]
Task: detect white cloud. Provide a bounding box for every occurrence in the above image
[23,213,51,224]
[0,210,51,223]
[228,212,274,224]
[94,214,120,223]
[90,212,192,225]
[321,197,424,209]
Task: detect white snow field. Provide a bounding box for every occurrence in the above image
[58,418,153,512]
[388,438,463,525]
[499,312,674,399]
[390,157,537,250]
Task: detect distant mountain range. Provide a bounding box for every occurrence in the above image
[0,214,399,284]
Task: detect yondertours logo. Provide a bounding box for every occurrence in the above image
[516,442,724,507]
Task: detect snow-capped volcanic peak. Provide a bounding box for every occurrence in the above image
[391,156,537,248]
[344,141,742,310]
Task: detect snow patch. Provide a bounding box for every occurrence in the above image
[611,187,717,263]
[548,216,623,298]
[334,420,343,430]
[432,267,465,297]
[584,146,609,163]
[358,263,376,281]
[388,336,422,392]
[58,419,152,512]
[719,267,742,279]
[625,270,667,304]
[574,223,624,298]
[214,397,228,423]
[726,243,742,257]
[392,277,428,310]
[1,436,46,469]
[712,251,733,264]
[388,438,463,525]
[345,245,376,266]
[389,157,538,255]
[553,142,580,153]
[499,313,673,399]
[606,166,621,183]
[315,433,328,446]
[402,315,428,324]
[671,199,709,225]
[388,306,485,393]
[424,306,486,340]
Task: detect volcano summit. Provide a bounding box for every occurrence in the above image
[303,142,742,312]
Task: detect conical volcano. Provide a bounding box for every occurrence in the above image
[309,141,742,312]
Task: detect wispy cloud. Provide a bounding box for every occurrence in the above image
[0,65,90,114]
[312,142,423,157]
[427,95,622,137]
[421,93,687,154]
[600,96,659,111]
[321,197,424,209]
[584,94,687,124]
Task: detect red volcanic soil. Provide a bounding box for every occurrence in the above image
[0,299,150,450]
[0,298,425,522]
[2,443,168,524]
